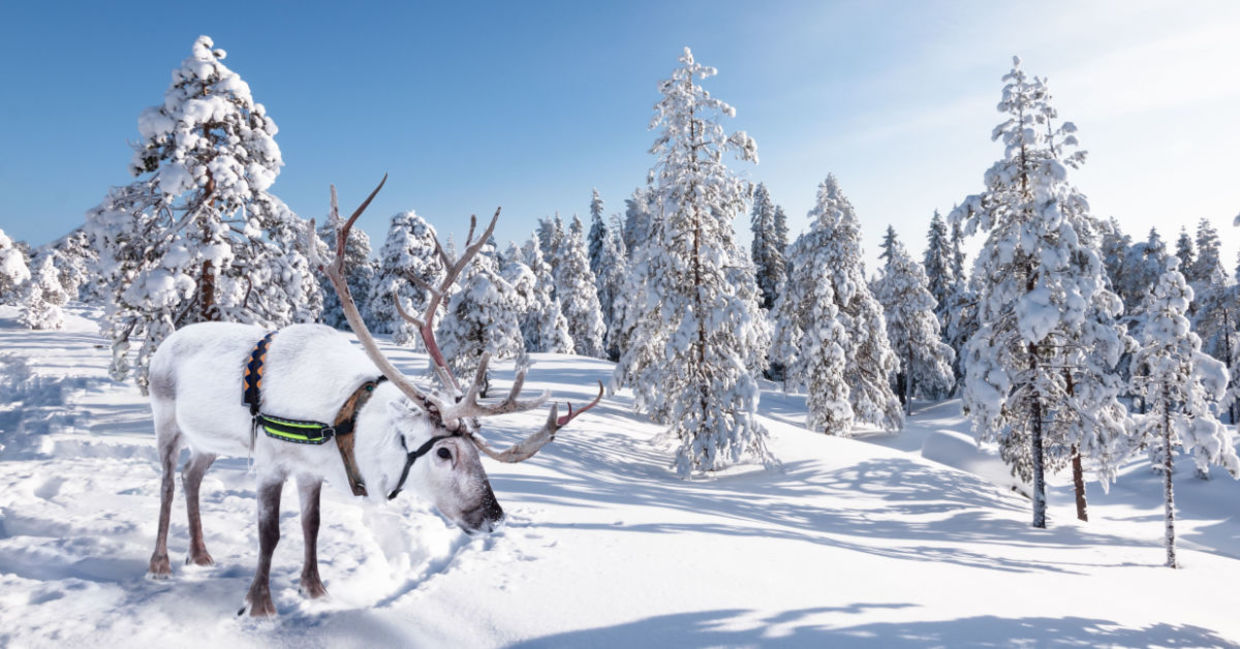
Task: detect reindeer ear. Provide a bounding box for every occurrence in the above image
[387,398,421,418]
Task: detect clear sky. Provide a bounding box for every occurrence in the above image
[2,0,1239,271]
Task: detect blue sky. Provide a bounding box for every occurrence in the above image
[3,1,1239,269]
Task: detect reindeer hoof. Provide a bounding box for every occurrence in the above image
[299,579,328,600]
[244,585,278,617]
[186,551,215,567]
[148,553,172,578]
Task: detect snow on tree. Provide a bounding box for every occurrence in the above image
[923,210,955,318]
[85,35,319,392]
[1174,227,1196,279]
[0,228,31,304]
[750,182,786,311]
[19,255,68,330]
[519,233,572,353]
[1129,262,1240,567]
[952,57,1131,528]
[1098,217,1130,294]
[34,228,99,303]
[622,187,654,258]
[367,210,444,347]
[776,175,902,432]
[436,240,524,392]
[317,215,375,331]
[1118,228,1169,316]
[587,189,607,275]
[499,242,538,353]
[1189,218,1223,287]
[614,47,771,475]
[553,216,607,358]
[874,234,955,409]
[595,225,629,361]
[537,214,565,279]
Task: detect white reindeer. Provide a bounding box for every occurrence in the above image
[146,177,601,616]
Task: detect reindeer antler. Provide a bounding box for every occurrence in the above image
[308,176,599,463]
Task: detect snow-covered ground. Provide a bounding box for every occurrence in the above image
[1,305,1238,648]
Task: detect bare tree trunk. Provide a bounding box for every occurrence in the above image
[1072,445,1088,522]
[1163,394,1177,568]
[200,259,217,322]
[1065,371,1087,522]
[1031,396,1047,529]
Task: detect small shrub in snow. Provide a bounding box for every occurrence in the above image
[20,256,68,330]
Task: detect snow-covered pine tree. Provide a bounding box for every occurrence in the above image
[924,210,955,320]
[773,205,789,272]
[595,224,629,361]
[318,214,375,331]
[750,182,786,311]
[952,57,1131,528]
[554,216,607,358]
[1118,228,1168,314]
[519,233,573,353]
[622,187,654,258]
[615,47,770,474]
[776,175,902,431]
[367,210,445,347]
[0,228,31,304]
[1098,217,1130,294]
[1174,227,1196,278]
[587,189,607,275]
[1130,262,1240,567]
[436,240,524,392]
[779,241,853,433]
[537,214,565,278]
[19,255,68,330]
[499,242,537,358]
[1189,219,1222,286]
[874,234,955,410]
[86,36,318,392]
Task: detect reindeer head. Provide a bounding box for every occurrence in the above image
[313,176,601,535]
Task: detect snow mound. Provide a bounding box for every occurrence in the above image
[921,429,1030,498]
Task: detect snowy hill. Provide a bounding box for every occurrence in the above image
[1,305,1238,648]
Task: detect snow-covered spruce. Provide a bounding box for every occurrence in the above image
[614,47,771,475]
[593,218,629,361]
[923,211,956,327]
[622,186,655,258]
[36,227,99,303]
[553,216,606,358]
[519,233,573,353]
[952,57,1131,528]
[86,35,319,392]
[1128,262,1240,568]
[750,182,787,311]
[317,214,376,331]
[0,227,31,304]
[19,255,68,330]
[436,240,524,393]
[873,233,955,409]
[537,214,565,281]
[367,210,445,347]
[775,175,901,432]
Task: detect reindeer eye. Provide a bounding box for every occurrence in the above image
[437,447,452,460]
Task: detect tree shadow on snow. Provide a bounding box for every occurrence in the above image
[509,608,1239,649]
[490,419,1158,575]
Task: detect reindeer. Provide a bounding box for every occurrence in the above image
[146,177,601,616]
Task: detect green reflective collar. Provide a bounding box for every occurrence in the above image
[257,414,335,445]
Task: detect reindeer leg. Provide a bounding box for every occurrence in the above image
[243,475,284,617]
[148,427,180,578]
[296,476,327,599]
[183,451,217,566]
